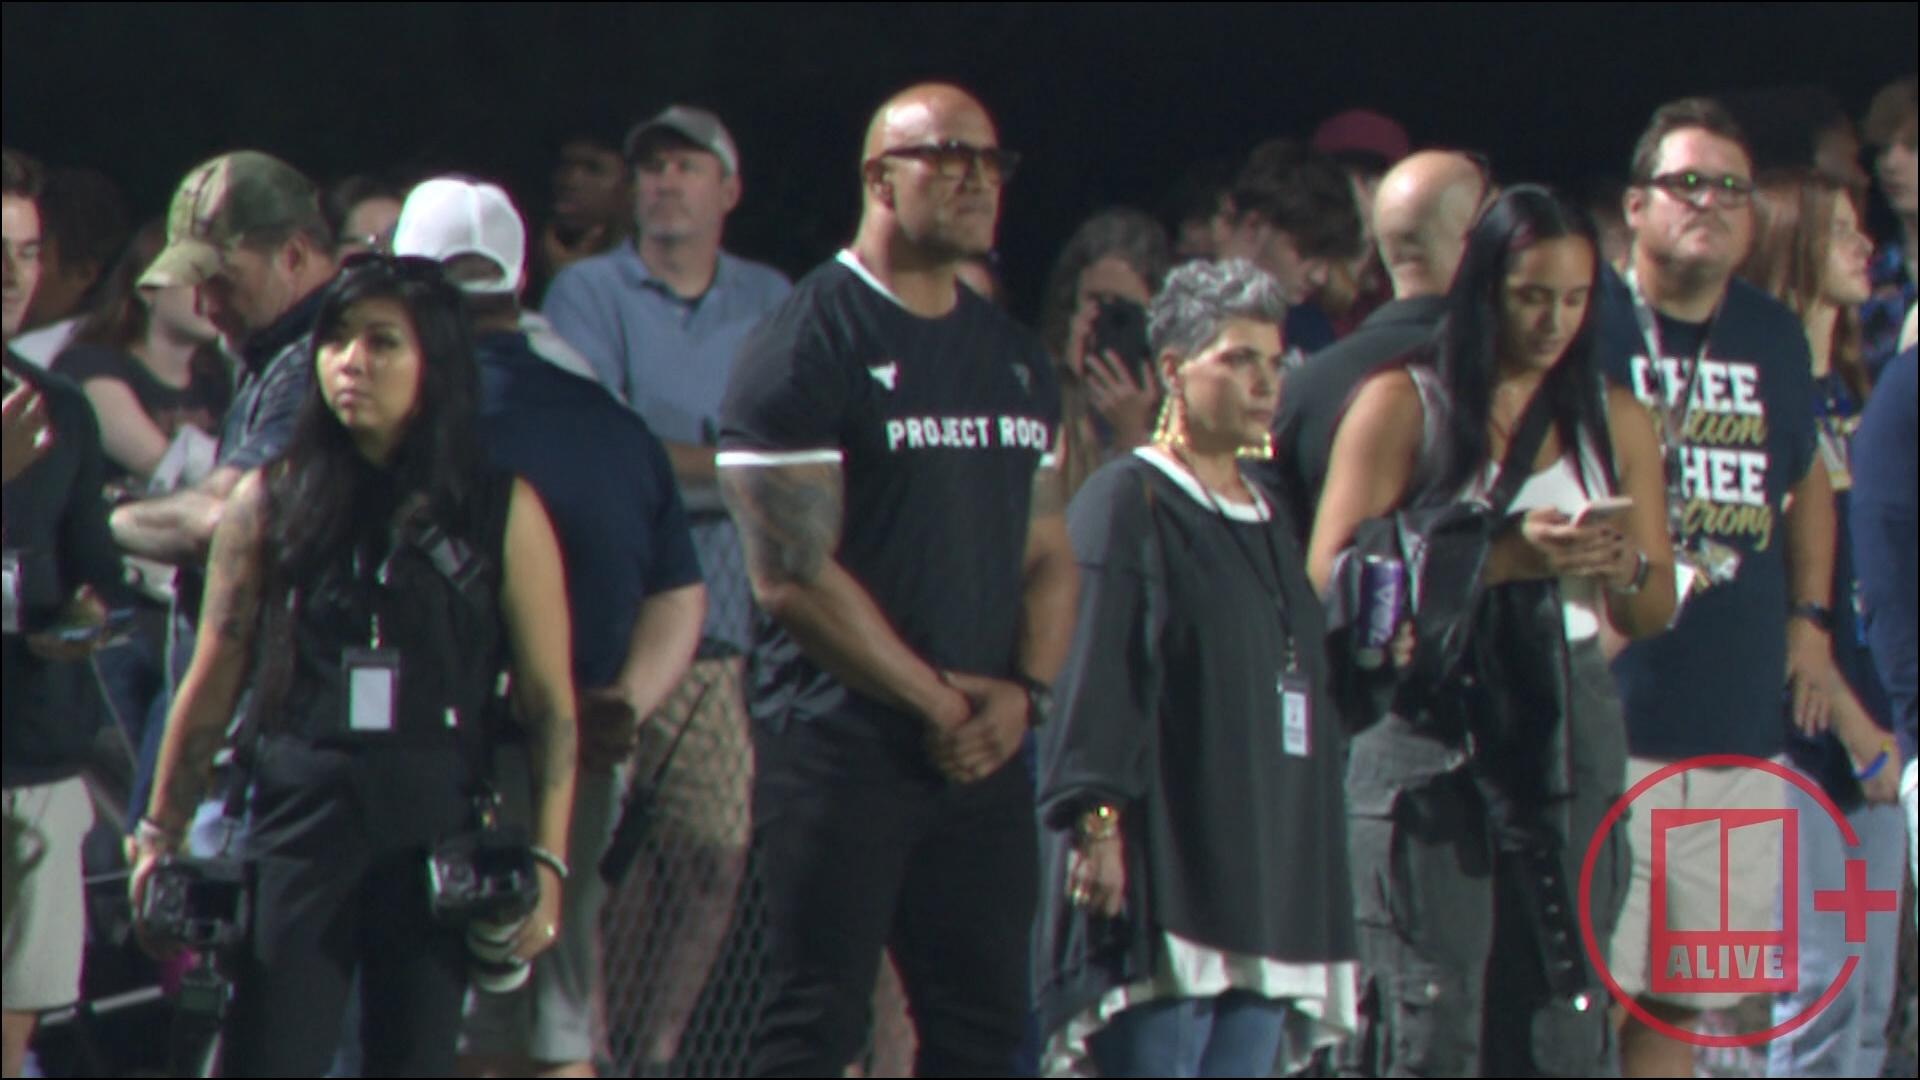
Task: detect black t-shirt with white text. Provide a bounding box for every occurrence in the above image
[719,253,1061,730]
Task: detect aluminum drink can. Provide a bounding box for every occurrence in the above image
[1356,554,1406,668]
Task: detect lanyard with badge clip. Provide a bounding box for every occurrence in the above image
[1169,450,1313,760]
[342,539,402,735]
[1623,269,1743,596]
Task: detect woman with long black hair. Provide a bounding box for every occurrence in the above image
[128,256,577,1076]
[1308,185,1674,1076]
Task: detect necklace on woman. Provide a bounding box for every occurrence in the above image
[1157,440,1312,754]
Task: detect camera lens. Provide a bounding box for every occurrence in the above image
[466,917,530,994]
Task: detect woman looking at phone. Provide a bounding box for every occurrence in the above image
[1306,186,1673,1075]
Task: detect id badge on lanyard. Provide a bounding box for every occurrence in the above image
[1279,666,1312,759]
[1624,270,1742,595]
[343,647,401,733]
[343,548,401,734]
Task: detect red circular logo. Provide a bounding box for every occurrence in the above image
[1578,754,1900,1049]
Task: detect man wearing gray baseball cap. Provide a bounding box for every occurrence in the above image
[543,104,790,1068]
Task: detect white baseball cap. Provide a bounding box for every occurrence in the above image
[392,177,526,295]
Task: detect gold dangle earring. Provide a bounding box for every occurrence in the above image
[1151,379,1188,451]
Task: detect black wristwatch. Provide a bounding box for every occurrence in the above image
[1015,672,1053,729]
[1789,602,1834,632]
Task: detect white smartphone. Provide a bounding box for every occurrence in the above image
[1573,494,1634,527]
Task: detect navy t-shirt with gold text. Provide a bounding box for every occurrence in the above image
[1598,269,1816,761]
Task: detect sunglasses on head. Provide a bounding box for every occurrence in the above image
[339,251,453,283]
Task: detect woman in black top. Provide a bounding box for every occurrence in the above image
[1034,259,1355,1078]
[52,221,232,822]
[52,219,230,488]
[128,256,578,1076]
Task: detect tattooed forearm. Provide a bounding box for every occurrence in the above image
[204,481,264,645]
[720,462,844,588]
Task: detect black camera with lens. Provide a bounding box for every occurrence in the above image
[428,822,542,994]
[426,823,539,926]
[140,856,250,953]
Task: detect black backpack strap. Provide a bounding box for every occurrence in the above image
[1486,392,1555,516]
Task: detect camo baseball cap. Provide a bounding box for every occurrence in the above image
[139,151,319,289]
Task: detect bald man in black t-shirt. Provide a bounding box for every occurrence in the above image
[717,83,1075,1077]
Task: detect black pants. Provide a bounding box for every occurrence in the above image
[220,737,475,1078]
[748,712,1039,1078]
[1345,638,1629,1078]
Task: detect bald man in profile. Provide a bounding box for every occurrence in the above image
[1263,150,1492,537]
[716,83,1075,1076]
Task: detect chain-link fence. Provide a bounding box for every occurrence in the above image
[595,504,917,1078]
[599,506,765,1077]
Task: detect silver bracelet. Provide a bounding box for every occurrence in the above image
[1609,550,1650,596]
[135,816,185,850]
[530,844,570,881]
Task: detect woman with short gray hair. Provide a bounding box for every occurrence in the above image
[1033,259,1357,1077]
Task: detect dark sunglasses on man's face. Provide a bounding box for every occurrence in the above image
[868,140,1021,184]
[1644,170,1754,207]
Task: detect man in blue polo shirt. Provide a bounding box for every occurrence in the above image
[542,103,788,1067]
[394,175,708,1077]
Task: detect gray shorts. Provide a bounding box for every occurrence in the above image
[3,777,95,1011]
[459,757,621,1064]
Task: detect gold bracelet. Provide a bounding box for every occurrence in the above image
[1076,804,1119,843]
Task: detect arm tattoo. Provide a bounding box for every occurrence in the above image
[207,486,264,644]
[720,462,844,586]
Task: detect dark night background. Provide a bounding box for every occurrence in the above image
[4,2,1916,317]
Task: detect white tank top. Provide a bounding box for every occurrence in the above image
[1407,365,1613,641]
